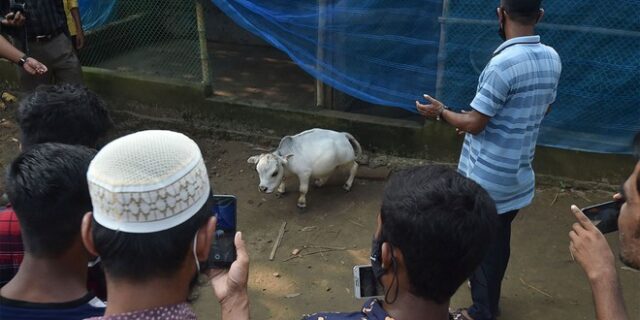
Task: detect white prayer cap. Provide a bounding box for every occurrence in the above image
[87,130,210,233]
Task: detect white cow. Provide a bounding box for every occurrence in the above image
[247,128,362,209]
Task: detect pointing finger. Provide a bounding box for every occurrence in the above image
[571,205,595,230]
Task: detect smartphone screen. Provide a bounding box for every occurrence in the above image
[354,265,383,299]
[582,200,622,234]
[208,195,237,269]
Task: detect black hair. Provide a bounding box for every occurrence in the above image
[17,84,113,149]
[6,143,97,257]
[501,0,542,24]
[92,197,212,282]
[380,165,497,304]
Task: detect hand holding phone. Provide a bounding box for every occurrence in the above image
[581,200,622,234]
[208,232,250,320]
[206,195,238,269]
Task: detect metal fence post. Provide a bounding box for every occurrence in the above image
[196,0,212,96]
[435,0,450,100]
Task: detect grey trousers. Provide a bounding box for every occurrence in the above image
[16,33,83,91]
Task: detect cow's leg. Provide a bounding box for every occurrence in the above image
[276,178,286,198]
[297,173,310,209]
[343,161,358,192]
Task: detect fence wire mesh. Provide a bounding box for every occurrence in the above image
[79,0,203,83]
[441,0,640,152]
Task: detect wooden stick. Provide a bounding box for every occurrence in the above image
[283,247,347,262]
[348,219,365,228]
[520,278,553,298]
[269,221,287,261]
[306,245,347,250]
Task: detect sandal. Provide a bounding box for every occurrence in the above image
[449,308,475,320]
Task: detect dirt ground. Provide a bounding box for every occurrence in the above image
[0,104,638,320]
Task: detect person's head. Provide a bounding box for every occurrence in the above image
[17,84,113,150]
[497,0,544,40]
[618,133,640,269]
[6,143,97,258]
[81,130,215,292]
[372,165,497,305]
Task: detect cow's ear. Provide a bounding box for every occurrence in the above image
[247,154,262,164]
[281,154,294,165]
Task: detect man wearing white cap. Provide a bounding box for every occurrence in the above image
[80,130,250,320]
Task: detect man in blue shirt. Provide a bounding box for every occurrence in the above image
[0,144,105,319]
[416,1,561,319]
[303,166,498,320]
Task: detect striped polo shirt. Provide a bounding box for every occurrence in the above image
[458,35,562,214]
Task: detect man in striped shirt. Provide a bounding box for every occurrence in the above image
[416,1,561,319]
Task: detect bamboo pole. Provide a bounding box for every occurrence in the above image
[195,0,212,96]
[434,0,451,101]
[315,0,327,108]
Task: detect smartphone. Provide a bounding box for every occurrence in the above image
[207,195,237,269]
[353,265,383,299]
[582,200,622,234]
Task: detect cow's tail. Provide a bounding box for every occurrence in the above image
[343,132,363,159]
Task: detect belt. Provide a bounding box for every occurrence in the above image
[29,29,63,42]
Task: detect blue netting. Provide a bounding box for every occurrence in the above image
[79,0,116,31]
[210,0,640,154]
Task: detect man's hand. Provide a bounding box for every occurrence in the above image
[416,94,444,119]
[2,12,25,27]
[208,231,250,320]
[75,31,85,50]
[569,205,616,281]
[23,58,48,75]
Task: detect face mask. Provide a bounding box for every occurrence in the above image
[193,233,201,273]
[370,233,385,280]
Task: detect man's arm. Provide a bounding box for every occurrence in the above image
[70,6,85,49]
[588,271,628,320]
[0,33,22,62]
[209,231,250,320]
[416,95,490,135]
[569,205,629,320]
[0,35,47,75]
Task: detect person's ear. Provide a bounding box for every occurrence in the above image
[496,7,504,23]
[81,212,99,257]
[381,242,392,270]
[537,9,545,23]
[196,217,217,261]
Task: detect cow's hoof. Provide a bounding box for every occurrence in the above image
[343,183,352,192]
[297,202,307,210]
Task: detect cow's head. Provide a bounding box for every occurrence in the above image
[247,153,293,193]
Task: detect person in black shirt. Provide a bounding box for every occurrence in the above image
[1,0,82,90]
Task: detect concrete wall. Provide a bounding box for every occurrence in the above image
[0,60,635,186]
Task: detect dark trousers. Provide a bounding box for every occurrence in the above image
[468,210,519,320]
[16,33,83,91]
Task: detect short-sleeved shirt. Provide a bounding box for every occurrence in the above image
[458,35,562,214]
[63,0,79,36]
[0,292,106,320]
[302,298,458,320]
[0,205,23,286]
[86,302,197,320]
